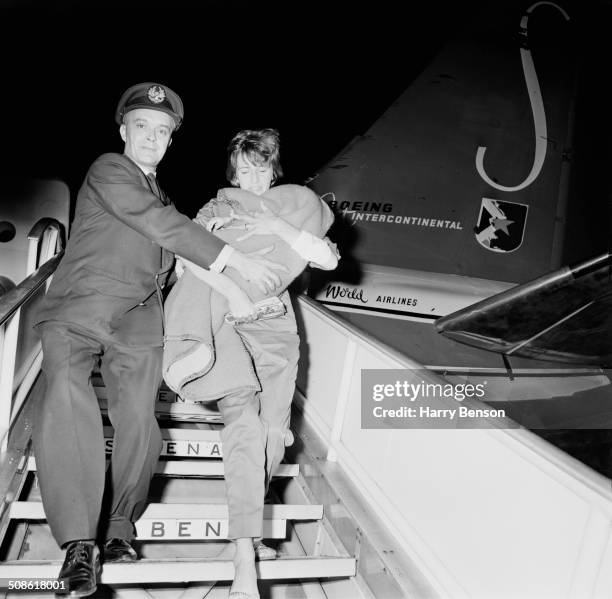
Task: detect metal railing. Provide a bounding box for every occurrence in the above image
[0,219,64,447]
[0,254,63,329]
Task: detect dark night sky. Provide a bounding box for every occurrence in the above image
[0,0,610,227]
[0,0,481,216]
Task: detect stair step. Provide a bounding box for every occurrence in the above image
[92,374,177,401]
[103,425,224,457]
[0,556,356,584]
[9,502,322,540]
[9,502,321,541]
[98,399,222,423]
[93,374,224,423]
[11,502,322,521]
[19,519,286,542]
[94,384,177,403]
[26,458,299,478]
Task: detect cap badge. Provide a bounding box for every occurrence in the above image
[147,85,166,104]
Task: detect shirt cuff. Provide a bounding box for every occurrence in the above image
[209,245,234,273]
[291,230,337,270]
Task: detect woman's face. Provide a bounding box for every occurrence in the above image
[235,153,274,195]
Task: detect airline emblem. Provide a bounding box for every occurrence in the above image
[147,85,166,104]
[474,198,528,253]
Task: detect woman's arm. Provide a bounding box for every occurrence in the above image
[236,205,339,270]
[291,232,340,271]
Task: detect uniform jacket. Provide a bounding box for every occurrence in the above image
[36,152,225,346]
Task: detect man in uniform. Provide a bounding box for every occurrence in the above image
[33,82,283,597]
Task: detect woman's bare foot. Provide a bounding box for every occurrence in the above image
[229,538,259,599]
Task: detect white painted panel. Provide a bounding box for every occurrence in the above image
[336,345,415,481]
[295,296,612,599]
[375,429,586,598]
[593,528,612,599]
[297,309,350,427]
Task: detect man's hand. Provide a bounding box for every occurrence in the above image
[226,247,288,294]
[204,216,234,232]
[226,289,257,321]
[233,202,298,243]
[233,203,280,240]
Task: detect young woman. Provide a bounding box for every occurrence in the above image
[166,129,338,598]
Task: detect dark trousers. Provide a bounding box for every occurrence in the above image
[32,323,163,547]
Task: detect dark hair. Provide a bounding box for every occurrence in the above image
[226,128,283,185]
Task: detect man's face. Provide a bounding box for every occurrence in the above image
[235,153,274,195]
[120,109,174,171]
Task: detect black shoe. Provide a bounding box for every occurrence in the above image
[103,537,137,563]
[56,541,100,598]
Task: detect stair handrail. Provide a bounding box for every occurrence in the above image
[27,217,65,244]
[0,217,65,448]
[0,252,63,329]
[26,218,65,276]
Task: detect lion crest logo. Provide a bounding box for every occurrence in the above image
[147,85,166,104]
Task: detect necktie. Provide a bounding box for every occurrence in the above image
[147,173,168,205]
[146,173,170,269]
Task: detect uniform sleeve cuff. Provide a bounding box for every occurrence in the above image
[290,230,315,255]
[209,245,234,273]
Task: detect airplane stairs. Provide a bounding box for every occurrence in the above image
[0,376,360,598]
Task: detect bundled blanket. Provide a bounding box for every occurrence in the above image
[163,184,334,401]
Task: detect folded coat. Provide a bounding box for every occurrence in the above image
[163,184,334,401]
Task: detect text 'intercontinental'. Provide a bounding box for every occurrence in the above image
[353,213,463,229]
[325,198,464,230]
